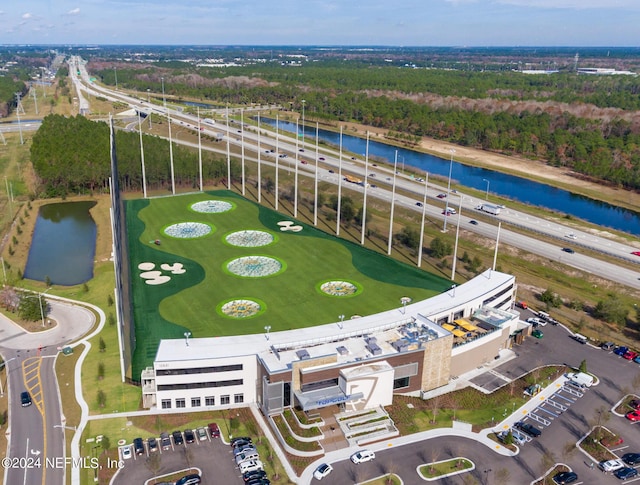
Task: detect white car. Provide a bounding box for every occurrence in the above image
[313,463,333,480]
[351,450,376,464]
[565,233,577,239]
[120,445,132,460]
[526,317,546,326]
[239,459,263,474]
[599,459,624,472]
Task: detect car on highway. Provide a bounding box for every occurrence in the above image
[313,463,333,480]
[184,429,195,443]
[350,449,375,464]
[20,391,32,407]
[328,169,334,173]
[632,251,640,256]
[552,471,578,484]
[626,410,640,421]
[172,430,184,445]
[318,157,325,161]
[175,474,202,485]
[565,233,577,240]
[514,421,541,437]
[622,452,640,465]
[561,247,575,254]
[623,350,638,360]
[415,202,423,207]
[614,346,629,356]
[469,220,478,225]
[160,432,171,450]
[300,160,308,164]
[532,329,544,339]
[436,193,447,198]
[615,467,638,480]
[599,459,624,472]
[148,437,158,452]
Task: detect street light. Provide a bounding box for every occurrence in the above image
[146,89,150,103]
[264,326,271,340]
[443,149,455,232]
[301,100,306,146]
[338,314,345,329]
[161,77,166,108]
[483,178,490,200]
[184,332,191,346]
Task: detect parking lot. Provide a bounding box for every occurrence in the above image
[112,425,241,485]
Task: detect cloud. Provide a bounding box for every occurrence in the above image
[67,8,81,15]
[22,12,32,20]
[494,0,639,8]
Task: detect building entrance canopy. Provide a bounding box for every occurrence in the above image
[294,386,364,411]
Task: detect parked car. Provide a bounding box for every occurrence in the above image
[532,329,544,339]
[208,422,220,438]
[246,480,270,485]
[239,459,264,474]
[601,341,616,351]
[614,346,629,356]
[623,350,638,360]
[350,450,375,464]
[631,400,640,410]
[120,445,132,460]
[243,470,267,482]
[622,452,640,465]
[514,421,541,438]
[148,437,158,452]
[552,471,578,484]
[196,427,207,441]
[313,463,333,480]
[175,474,202,485]
[172,430,184,445]
[496,430,526,446]
[231,436,252,447]
[160,432,171,450]
[184,429,195,443]
[599,459,624,472]
[21,391,32,407]
[234,445,257,456]
[615,467,638,480]
[133,437,144,455]
[625,410,640,421]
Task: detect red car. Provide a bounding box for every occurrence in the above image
[632,251,640,256]
[623,350,638,360]
[626,411,640,422]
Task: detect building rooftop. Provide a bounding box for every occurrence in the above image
[153,269,515,372]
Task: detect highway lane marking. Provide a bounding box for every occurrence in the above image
[21,357,47,485]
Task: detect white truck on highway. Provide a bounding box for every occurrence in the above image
[477,203,501,215]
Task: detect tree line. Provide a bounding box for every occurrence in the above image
[30,114,232,197]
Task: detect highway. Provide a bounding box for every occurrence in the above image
[68,56,640,290]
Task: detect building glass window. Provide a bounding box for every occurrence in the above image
[221,395,230,405]
[161,399,171,409]
[205,396,215,406]
[176,398,186,408]
[234,394,244,404]
[393,377,410,389]
[191,397,201,407]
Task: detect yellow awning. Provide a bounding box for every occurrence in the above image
[457,320,478,331]
[442,323,455,332]
[452,329,467,338]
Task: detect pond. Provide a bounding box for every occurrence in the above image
[24,201,97,286]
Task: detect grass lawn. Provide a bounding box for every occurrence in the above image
[127,190,451,375]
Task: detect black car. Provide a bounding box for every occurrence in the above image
[561,247,575,254]
[148,437,158,452]
[622,452,640,465]
[133,437,144,455]
[243,470,267,483]
[160,432,171,450]
[246,479,270,485]
[175,474,201,485]
[415,202,423,207]
[172,430,184,446]
[615,467,638,480]
[469,220,478,225]
[184,429,195,444]
[552,471,578,484]
[514,421,541,438]
[20,391,32,407]
[231,436,252,448]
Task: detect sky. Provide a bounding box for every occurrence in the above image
[0,0,639,47]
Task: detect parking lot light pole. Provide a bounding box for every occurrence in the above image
[483,178,490,200]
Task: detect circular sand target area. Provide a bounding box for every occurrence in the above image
[225,256,284,278]
[164,222,212,239]
[191,200,233,213]
[225,230,275,248]
[319,280,361,297]
[218,299,265,319]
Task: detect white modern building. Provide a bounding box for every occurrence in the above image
[142,269,526,414]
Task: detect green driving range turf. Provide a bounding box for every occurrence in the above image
[126,190,451,376]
